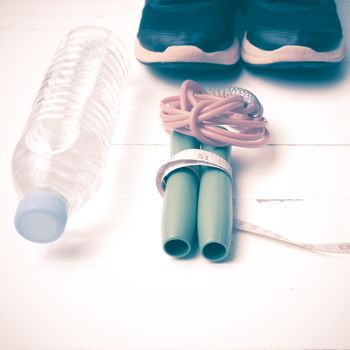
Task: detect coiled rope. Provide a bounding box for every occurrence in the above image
[160,80,269,147]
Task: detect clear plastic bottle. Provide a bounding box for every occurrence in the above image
[12,26,130,243]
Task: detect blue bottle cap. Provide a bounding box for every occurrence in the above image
[15,190,68,243]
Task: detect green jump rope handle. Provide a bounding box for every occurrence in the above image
[197,144,233,262]
[161,131,200,258]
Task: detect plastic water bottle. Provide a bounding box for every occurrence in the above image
[12,26,130,243]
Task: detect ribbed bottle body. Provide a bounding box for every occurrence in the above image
[13,26,129,214]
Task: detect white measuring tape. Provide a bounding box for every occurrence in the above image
[156,149,350,255]
[235,219,350,254]
[156,149,232,195]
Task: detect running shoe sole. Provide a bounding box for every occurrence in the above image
[135,37,240,69]
[241,33,345,68]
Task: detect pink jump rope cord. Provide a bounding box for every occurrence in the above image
[160,80,270,147]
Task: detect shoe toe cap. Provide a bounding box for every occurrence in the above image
[138,29,234,53]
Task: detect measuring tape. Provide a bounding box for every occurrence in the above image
[156,148,232,195]
[156,149,350,255]
[236,219,350,254]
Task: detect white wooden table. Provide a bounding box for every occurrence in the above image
[1,1,350,349]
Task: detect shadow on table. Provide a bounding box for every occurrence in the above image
[146,58,348,88]
[245,60,348,87]
[43,149,134,262]
[42,202,122,263]
[146,59,244,86]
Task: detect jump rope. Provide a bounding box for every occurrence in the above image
[156,80,350,261]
